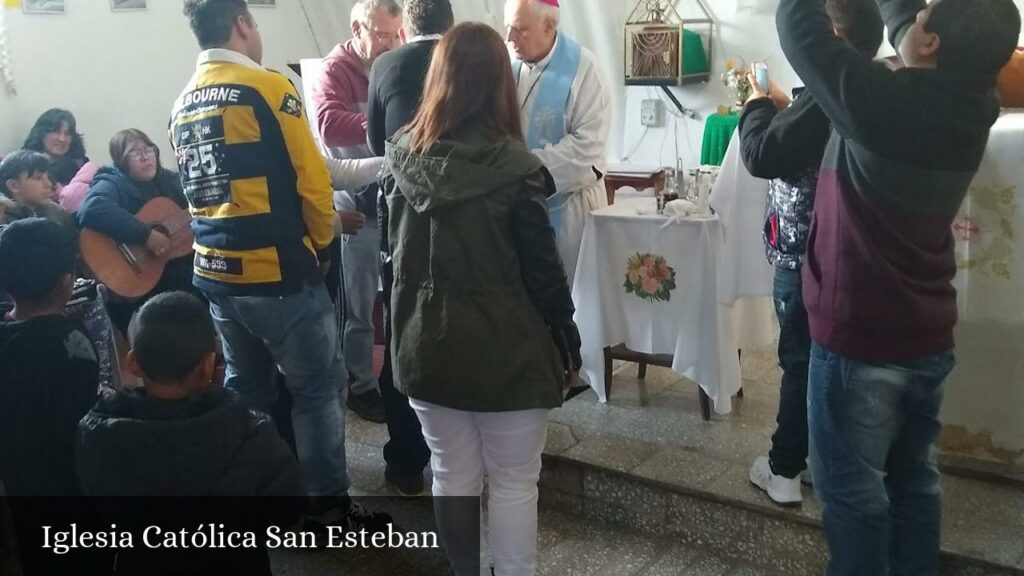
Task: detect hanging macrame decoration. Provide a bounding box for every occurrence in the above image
[625,0,714,86]
[0,7,14,95]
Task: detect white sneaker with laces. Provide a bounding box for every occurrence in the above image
[749,456,803,505]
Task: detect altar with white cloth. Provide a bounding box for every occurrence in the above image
[943,110,1024,468]
[572,198,742,416]
[701,111,1024,470]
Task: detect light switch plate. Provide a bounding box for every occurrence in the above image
[641,99,664,127]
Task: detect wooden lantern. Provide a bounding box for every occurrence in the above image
[625,0,715,86]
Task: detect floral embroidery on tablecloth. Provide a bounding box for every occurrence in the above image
[624,253,677,303]
[955,183,1016,280]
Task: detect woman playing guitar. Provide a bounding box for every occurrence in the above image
[77,129,200,336]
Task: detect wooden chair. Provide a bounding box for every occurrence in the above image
[603,346,744,421]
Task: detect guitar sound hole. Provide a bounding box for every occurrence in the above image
[151,224,170,236]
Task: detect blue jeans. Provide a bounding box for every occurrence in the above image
[808,343,954,576]
[341,223,381,396]
[769,266,811,478]
[206,282,350,497]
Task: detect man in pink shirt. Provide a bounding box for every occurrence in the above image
[311,0,403,424]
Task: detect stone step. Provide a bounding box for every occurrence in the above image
[539,452,1024,576]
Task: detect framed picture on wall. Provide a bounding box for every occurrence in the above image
[111,0,147,11]
[247,0,277,7]
[22,0,65,14]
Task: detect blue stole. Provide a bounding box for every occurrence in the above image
[515,33,582,238]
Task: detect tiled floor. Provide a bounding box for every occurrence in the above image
[269,417,797,575]
[541,346,1024,572]
[309,344,1024,575]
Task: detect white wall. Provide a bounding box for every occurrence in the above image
[0,87,15,154]
[622,0,1024,170]
[2,0,320,163]
[3,0,1022,169]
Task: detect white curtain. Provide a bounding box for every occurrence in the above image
[0,7,14,95]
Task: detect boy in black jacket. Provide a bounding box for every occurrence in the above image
[777,0,1020,573]
[738,0,883,506]
[0,218,106,575]
[77,291,304,575]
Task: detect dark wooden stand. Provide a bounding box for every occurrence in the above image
[604,170,666,206]
[603,344,713,421]
[602,346,746,421]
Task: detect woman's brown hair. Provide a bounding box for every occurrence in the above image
[109,129,162,175]
[406,22,523,152]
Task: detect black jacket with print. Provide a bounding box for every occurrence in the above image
[738,91,830,271]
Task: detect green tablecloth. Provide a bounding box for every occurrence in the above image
[700,112,740,166]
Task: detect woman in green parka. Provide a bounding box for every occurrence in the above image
[379,21,581,576]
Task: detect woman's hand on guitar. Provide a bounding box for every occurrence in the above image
[146,230,171,257]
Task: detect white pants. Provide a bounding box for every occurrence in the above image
[557,181,607,287]
[409,399,550,576]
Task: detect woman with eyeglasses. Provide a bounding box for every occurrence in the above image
[77,129,200,335]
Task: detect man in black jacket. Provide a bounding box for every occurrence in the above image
[367,0,453,497]
[738,0,883,507]
[777,0,1019,573]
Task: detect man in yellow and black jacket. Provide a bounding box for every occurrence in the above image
[170,20,332,295]
[170,0,392,533]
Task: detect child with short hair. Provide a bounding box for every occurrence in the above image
[0,150,74,228]
[0,217,106,575]
[0,217,99,496]
[77,291,304,575]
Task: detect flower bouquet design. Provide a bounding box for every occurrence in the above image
[624,253,677,303]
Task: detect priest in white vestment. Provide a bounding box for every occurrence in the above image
[505,0,611,284]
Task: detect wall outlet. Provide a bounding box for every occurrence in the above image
[641,99,664,127]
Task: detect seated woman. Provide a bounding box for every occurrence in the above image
[77,129,198,335]
[23,108,89,168]
[23,108,94,205]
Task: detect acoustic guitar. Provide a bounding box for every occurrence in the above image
[79,197,194,299]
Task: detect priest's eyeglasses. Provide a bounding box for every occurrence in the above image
[363,27,401,43]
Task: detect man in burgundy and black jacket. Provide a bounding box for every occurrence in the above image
[777,0,1020,573]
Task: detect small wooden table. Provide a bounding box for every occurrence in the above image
[604,168,666,205]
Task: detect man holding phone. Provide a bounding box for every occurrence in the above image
[777,0,1019,572]
[738,0,884,506]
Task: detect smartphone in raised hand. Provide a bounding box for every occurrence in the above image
[752,61,770,94]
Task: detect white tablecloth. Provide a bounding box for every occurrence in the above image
[943,110,1024,459]
[572,198,742,414]
[952,110,1024,322]
[708,131,779,349]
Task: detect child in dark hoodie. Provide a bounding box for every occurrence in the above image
[0,218,106,575]
[776,0,1020,573]
[738,0,883,506]
[76,291,304,576]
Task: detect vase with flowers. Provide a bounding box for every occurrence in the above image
[721,59,752,108]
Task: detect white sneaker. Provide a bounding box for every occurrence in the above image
[749,456,803,505]
[801,461,814,486]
